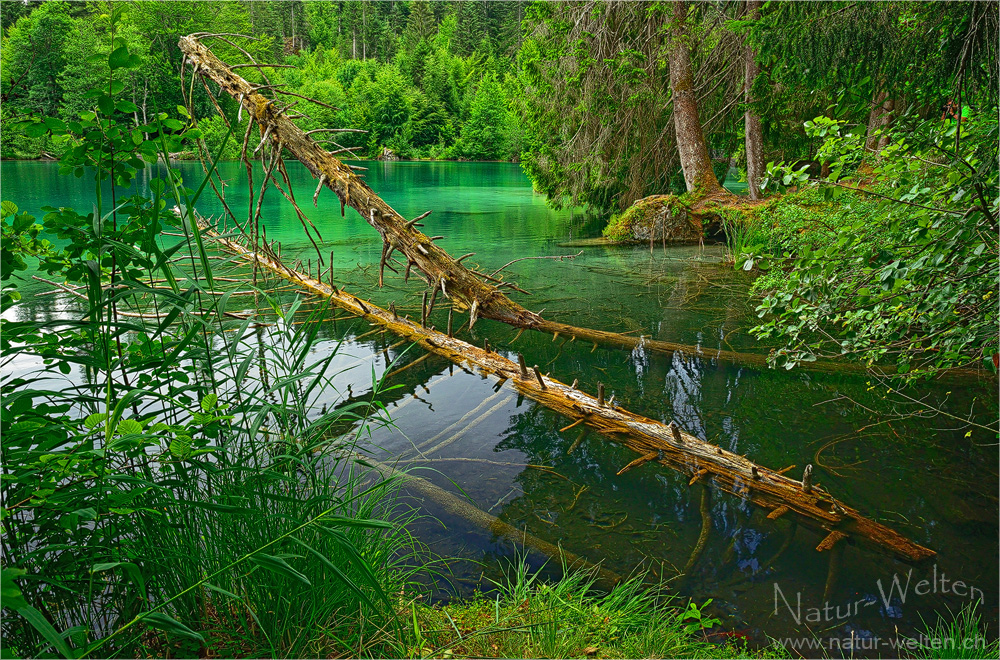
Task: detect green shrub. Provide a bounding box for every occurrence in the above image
[197,114,241,160]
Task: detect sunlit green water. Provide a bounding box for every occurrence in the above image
[2,160,996,655]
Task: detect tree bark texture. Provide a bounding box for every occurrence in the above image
[865,91,894,156]
[669,1,724,195]
[743,0,764,201]
[876,97,895,150]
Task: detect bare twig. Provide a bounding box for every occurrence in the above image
[489,251,584,278]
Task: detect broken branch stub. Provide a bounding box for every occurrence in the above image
[178,35,540,329]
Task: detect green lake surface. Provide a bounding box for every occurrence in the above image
[2,159,997,655]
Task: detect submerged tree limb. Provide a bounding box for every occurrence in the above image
[199,217,936,566]
[357,453,623,590]
[682,485,713,576]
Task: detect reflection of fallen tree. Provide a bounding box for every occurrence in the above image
[177,35,986,384]
[198,218,936,567]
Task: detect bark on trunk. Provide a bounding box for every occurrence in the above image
[876,97,895,150]
[864,91,893,157]
[669,0,723,195]
[199,215,937,566]
[743,0,764,201]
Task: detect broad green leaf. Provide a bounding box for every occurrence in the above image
[169,435,193,459]
[97,94,115,115]
[1,201,17,217]
[116,419,142,435]
[12,212,34,233]
[200,392,217,412]
[84,413,108,430]
[108,46,130,70]
[1,568,27,609]
[17,605,74,658]
[24,122,48,138]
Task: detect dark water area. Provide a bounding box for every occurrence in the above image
[2,159,997,656]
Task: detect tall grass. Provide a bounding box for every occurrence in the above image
[402,557,786,659]
[720,211,770,269]
[2,276,419,657]
[0,20,417,656]
[913,604,999,660]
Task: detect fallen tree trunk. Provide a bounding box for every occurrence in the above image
[178,35,988,384]
[179,35,539,331]
[198,218,936,567]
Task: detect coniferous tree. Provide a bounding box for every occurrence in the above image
[406,0,436,43]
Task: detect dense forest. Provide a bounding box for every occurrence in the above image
[2,0,529,161]
[1,1,998,659]
[4,1,997,204]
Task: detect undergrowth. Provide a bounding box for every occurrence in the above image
[1,16,420,657]
[402,558,788,660]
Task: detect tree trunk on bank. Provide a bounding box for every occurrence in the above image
[743,0,764,200]
[876,97,895,150]
[669,0,724,195]
[864,90,893,157]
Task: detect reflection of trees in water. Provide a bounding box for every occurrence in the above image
[489,402,741,584]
